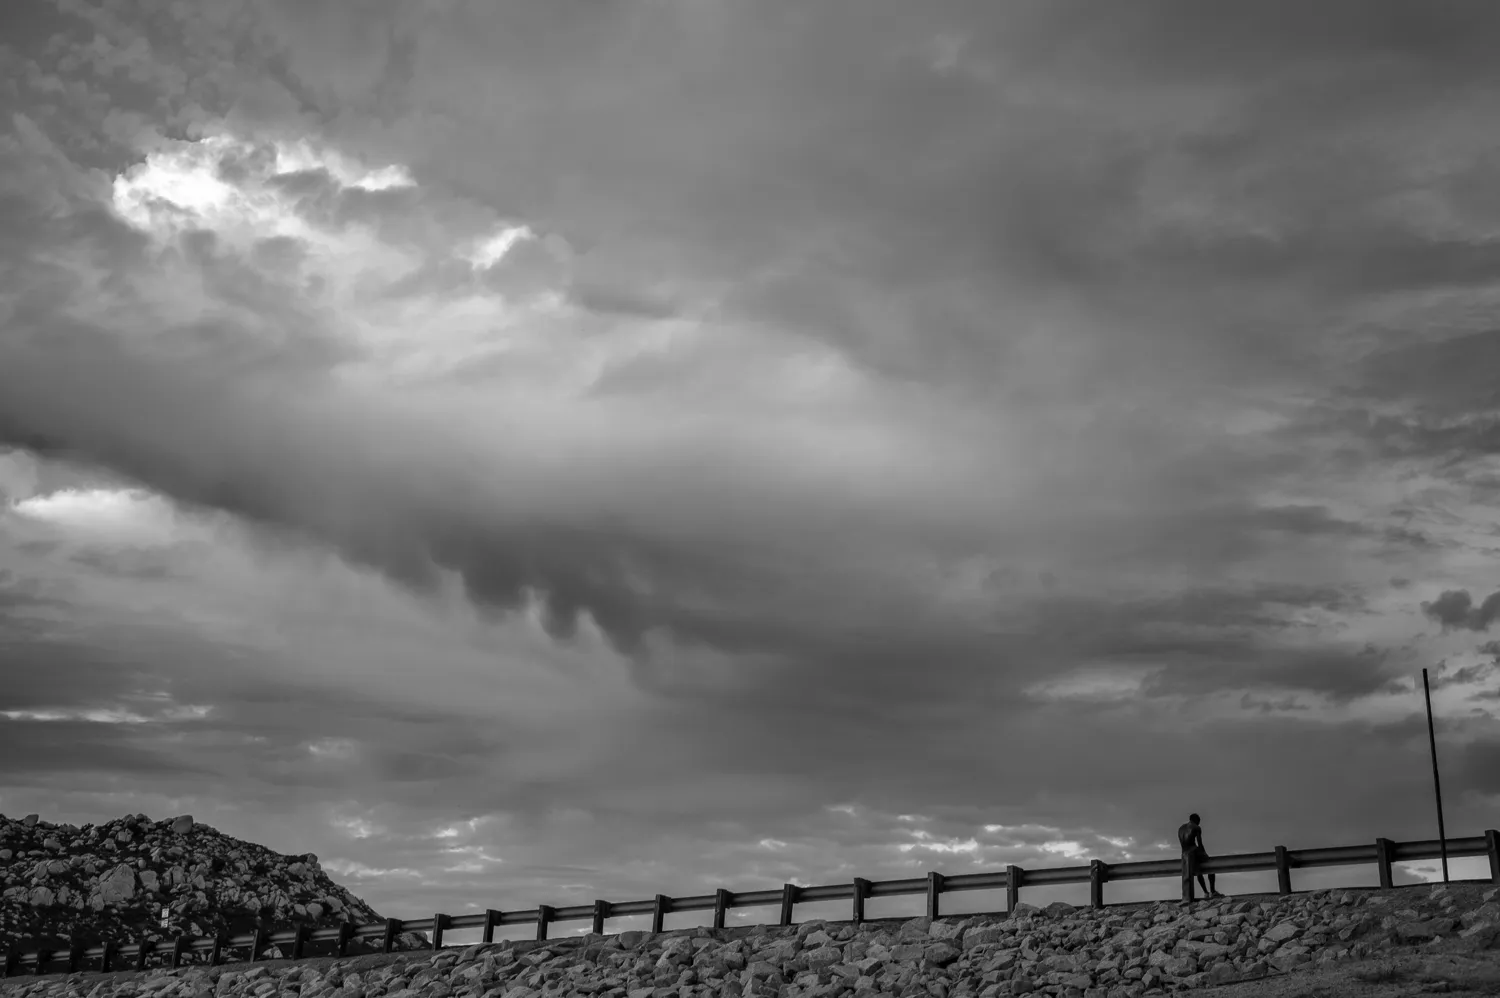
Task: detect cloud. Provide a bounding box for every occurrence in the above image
[568,281,681,321]
[1429,659,1499,693]
[1421,589,1500,632]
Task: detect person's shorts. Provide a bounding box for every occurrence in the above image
[1185,846,1210,874]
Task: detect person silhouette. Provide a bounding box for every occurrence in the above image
[1178,813,1224,899]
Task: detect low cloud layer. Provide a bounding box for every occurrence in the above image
[3,0,1500,923]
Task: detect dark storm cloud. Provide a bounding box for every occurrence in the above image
[0,261,755,673]
[1421,589,1500,632]
[0,0,1486,692]
[0,299,932,680]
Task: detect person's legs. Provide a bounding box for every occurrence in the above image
[1194,847,1222,897]
[1187,848,1207,898]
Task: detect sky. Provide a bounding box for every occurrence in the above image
[3,0,1500,939]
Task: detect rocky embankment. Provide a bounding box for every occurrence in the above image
[0,812,428,962]
[2,882,1498,998]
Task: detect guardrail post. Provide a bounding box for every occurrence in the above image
[171,934,190,969]
[537,905,555,941]
[100,941,117,973]
[713,890,730,930]
[210,932,226,966]
[594,899,610,935]
[137,937,155,971]
[1486,829,1499,885]
[334,924,353,959]
[33,947,49,976]
[3,946,17,978]
[852,878,870,925]
[1006,866,1021,912]
[1090,860,1105,909]
[1375,838,1395,890]
[779,883,799,926]
[1274,846,1291,895]
[288,924,308,960]
[1181,853,1194,903]
[68,940,86,974]
[431,913,449,951]
[927,871,943,919]
[483,910,501,945]
[652,894,669,934]
[381,918,398,954]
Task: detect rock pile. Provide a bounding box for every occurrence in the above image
[0,812,428,963]
[2,881,1498,998]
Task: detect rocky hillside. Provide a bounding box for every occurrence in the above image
[0,812,429,964]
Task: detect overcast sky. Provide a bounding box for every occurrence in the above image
[3,0,1500,936]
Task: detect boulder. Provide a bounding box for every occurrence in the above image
[928,920,965,941]
[923,942,961,967]
[804,945,843,969]
[963,926,1010,950]
[98,862,138,904]
[1262,920,1301,944]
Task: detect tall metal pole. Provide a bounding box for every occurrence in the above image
[1422,668,1450,883]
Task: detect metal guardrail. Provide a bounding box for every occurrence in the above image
[5,829,1498,978]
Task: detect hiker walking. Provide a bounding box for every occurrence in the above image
[1179,813,1224,899]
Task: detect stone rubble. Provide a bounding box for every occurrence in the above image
[2,883,1496,998]
[0,812,428,963]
